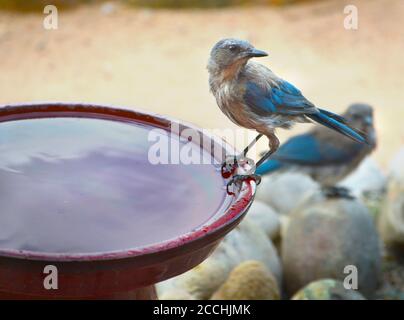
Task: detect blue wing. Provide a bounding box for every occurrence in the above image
[271,133,364,166]
[255,159,283,175]
[244,80,316,116]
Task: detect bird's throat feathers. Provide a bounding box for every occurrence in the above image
[208,58,248,88]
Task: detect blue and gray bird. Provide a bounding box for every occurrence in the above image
[207,38,368,190]
[255,103,376,198]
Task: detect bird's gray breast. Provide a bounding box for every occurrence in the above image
[213,81,258,129]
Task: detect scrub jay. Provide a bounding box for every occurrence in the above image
[255,103,376,198]
[207,38,368,192]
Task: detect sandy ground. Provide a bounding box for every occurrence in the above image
[0,0,403,167]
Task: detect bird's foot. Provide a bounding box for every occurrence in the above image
[226,174,261,196]
[221,155,255,179]
[322,186,355,200]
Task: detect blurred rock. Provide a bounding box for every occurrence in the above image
[157,219,281,299]
[389,147,404,178]
[157,244,237,300]
[255,172,320,215]
[375,256,404,300]
[211,260,280,300]
[279,215,290,239]
[340,157,387,198]
[292,279,366,300]
[224,219,282,283]
[379,148,404,254]
[273,214,291,252]
[159,288,196,300]
[340,158,387,218]
[244,200,280,241]
[282,195,381,298]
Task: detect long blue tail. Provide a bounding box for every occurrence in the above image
[307,109,368,144]
[255,159,283,175]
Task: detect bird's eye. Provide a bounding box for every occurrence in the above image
[228,45,238,52]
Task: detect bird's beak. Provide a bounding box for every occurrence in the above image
[247,48,268,58]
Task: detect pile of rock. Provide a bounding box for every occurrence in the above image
[157,150,404,300]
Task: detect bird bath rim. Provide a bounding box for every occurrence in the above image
[0,102,257,262]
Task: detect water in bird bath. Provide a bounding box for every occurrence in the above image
[0,116,227,254]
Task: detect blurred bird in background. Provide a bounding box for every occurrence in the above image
[255,103,376,198]
[207,38,368,192]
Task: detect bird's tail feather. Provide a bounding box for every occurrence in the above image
[308,110,368,144]
[317,108,348,124]
[255,159,282,175]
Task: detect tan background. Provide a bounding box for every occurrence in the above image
[0,0,403,167]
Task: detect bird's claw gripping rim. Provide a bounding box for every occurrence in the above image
[221,155,255,179]
[226,174,261,196]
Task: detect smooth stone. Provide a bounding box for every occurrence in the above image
[292,279,366,300]
[159,288,196,300]
[339,157,387,199]
[244,200,280,241]
[282,195,381,298]
[222,219,282,284]
[375,256,404,300]
[157,219,282,299]
[255,172,320,215]
[211,260,280,300]
[379,148,404,254]
[340,157,387,218]
[389,147,404,178]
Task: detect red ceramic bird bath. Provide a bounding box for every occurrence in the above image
[0,103,256,299]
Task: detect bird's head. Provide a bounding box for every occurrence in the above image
[344,103,376,147]
[208,38,268,76]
